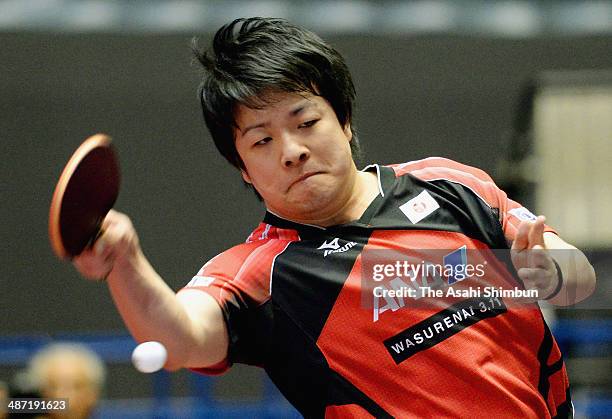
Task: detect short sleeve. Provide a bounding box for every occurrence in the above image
[177,239,291,374]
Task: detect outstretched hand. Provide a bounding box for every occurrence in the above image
[510,215,560,300]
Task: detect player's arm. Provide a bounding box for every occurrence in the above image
[73,210,229,371]
[511,216,596,306]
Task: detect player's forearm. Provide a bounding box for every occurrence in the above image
[547,250,596,306]
[106,249,210,370]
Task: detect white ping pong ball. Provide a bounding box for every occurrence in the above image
[131,341,168,373]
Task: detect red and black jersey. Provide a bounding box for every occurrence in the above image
[178,158,572,418]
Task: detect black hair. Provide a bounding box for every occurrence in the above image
[192,17,361,172]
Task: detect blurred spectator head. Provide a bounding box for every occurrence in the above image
[0,380,8,419]
[27,343,105,419]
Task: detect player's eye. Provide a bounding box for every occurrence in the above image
[254,137,272,146]
[299,119,319,129]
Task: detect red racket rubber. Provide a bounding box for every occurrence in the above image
[49,134,120,259]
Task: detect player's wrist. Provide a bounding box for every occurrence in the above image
[107,246,145,282]
[543,259,564,301]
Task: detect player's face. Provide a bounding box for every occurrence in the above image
[234,91,357,224]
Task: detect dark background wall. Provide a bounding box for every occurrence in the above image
[1,32,611,335]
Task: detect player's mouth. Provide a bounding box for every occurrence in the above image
[288,171,322,191]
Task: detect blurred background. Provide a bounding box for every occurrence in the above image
[1,0,611,417]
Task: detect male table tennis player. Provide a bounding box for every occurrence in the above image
[74,18,596,418]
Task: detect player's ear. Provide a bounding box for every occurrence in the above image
[241,169,252,184]
[343,122,352,142]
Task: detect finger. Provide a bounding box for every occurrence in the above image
[104,209,120,225]
[74,230,116,275]
[518,267,549,283]
[512,268,541,304]
[527,215,546,249]
[86,231,111,266]
[511,248,527,272]
[87,211,116,254]
[94,235,120,271]
[529,245,555,270]
[73,252,112,280]
[512,220,531,251]
[94,236,107,255]
[518,266,557,298]
[517,267,537,283]
[94,215,124,256]
[511,221,531,269]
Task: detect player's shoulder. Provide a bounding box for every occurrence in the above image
[387,156,496,185]
[185,225,297,306]
[198,222,299,277]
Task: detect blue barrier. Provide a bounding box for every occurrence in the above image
[92,398,302,419]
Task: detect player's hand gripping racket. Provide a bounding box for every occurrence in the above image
[49,134,121,260]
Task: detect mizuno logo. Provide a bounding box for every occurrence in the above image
[318,238,357,257]
[318,238,340,250]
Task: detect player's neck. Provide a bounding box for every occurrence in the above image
[288,170,380,228]
[333,170,379,224]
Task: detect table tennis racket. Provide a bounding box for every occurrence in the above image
[49,134,121,260]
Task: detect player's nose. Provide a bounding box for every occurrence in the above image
[281,135,309,168]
